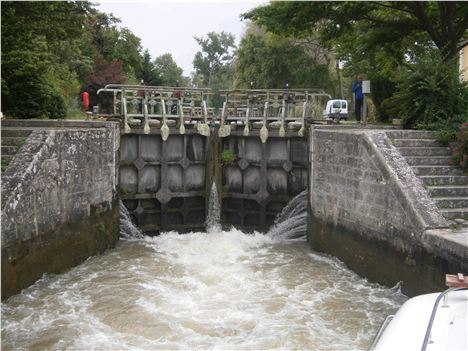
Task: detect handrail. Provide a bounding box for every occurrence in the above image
[421,287,468,351]
[367,315,394,351]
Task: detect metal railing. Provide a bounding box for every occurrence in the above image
[219,89,331,142]
[367,314,395,351]
[97,85,331,142]
[421,287,467,351]
[97,84,213,140]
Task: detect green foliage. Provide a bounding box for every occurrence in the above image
[243,1,468,124]
[141,50,161,86]
[390,52,468,130]
[243,2,468,61]
[433,115,468,144]
[1,2,147,119]
[452,123,468,172]
[234,31,334,92]
[193,31,236,88]
[369,74,397,122]
[2,44,67,119]
[154,53,188,86]
[1,2,88,118]
[221,149,236,165]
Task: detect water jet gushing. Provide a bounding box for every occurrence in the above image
[206,182,221,233]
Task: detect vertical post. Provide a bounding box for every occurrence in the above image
[279,95,286,137]
[161,97,169,141]
[122,89,131,134]
[260,100,269,143]
[298,101,307,137]
[178,99,185,135]
[363,94,368,125]
[202,99,208,124]
[244,97,250,136]
[143,94,150,134]
[113,91,117,115]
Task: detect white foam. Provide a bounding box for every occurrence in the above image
[1,229,406,350]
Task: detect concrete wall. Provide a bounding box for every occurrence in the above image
[308,127,466,296]
[1,120,120,299]
[221,131,308,232]
[119,130,208,234]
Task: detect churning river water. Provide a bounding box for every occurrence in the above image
[2,192,407,350]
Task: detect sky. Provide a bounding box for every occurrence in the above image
[97,1,267,76]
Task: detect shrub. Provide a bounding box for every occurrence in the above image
[2,46,67,119]
[369,74,396,122]
[452,122,468,172]
[390,51,468,130]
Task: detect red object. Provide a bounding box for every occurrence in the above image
[82,92,89,111]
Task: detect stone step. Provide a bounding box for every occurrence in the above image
[1,129,31,138]
[420,175,468,186]
[433,197,468,209]
[427,186,468,197]
[398,147,451,157]
[386,130,436,139]
[1,145,19,156]
[392,138,441,147]
[412,166,464,176]
[440,208,468,220]
[405,156,452,166]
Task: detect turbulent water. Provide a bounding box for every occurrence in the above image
[1,194,407,351]
[268,190,308,241]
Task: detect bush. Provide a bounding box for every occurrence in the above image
[2,45,67,119]
[452,122,468,172]
[430,115,468,144]
[369,74,396,122]
[390,52,468,130]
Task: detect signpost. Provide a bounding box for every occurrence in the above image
[362,80,371,125]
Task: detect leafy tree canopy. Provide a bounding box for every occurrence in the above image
[193,31,236,87]
[141,50,162,86]
[243,1,468,61]
[234,25,334,93]
[154,53,188,87]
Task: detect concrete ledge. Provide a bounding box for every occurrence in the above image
[422,228,468,271]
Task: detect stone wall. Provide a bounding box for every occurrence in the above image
[308,127,466,296]
[1,120,120,299]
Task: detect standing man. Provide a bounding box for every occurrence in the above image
[352,74,364,123]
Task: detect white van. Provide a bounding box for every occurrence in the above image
[323,99,348,120]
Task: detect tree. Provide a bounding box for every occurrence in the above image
[234,29,334,93]
[244,1,468,122]
[243,2,468,62]
[1,1,90,118]
[141,50,161,86]
[154,53,187,86]
[83,58,126,111]
[193,31,236,88]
